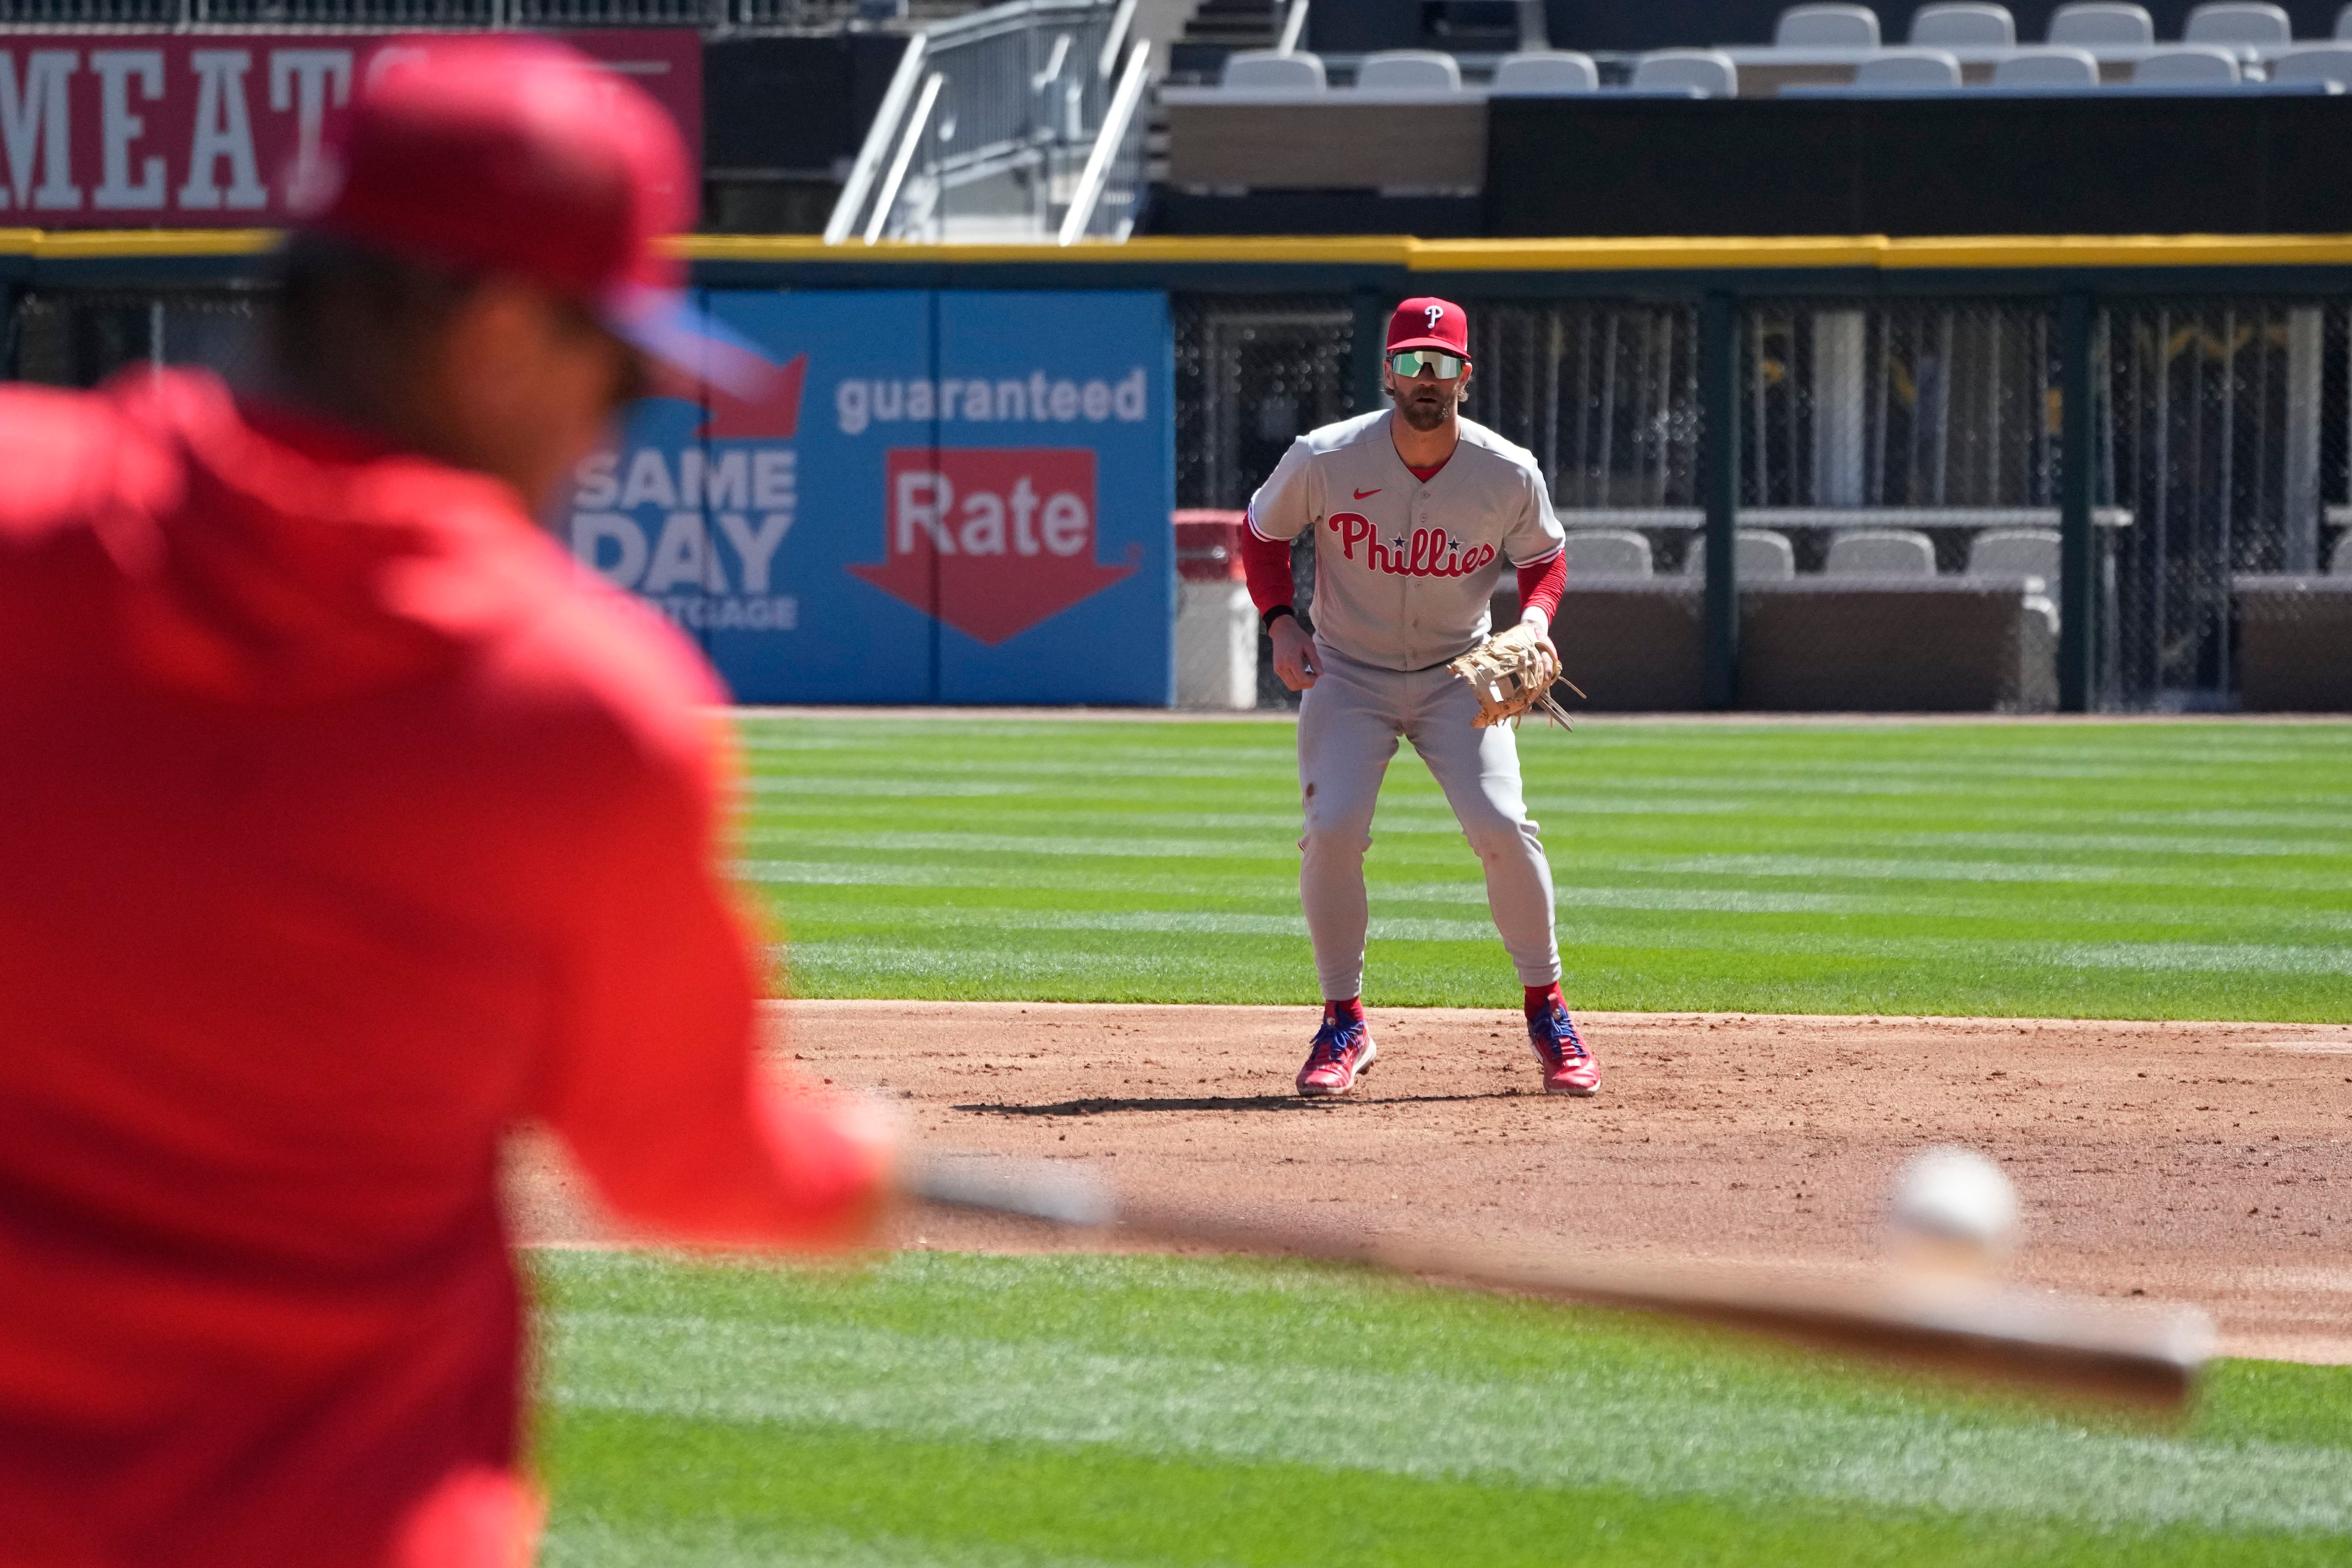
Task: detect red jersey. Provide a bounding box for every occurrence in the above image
[0,372,878,1567]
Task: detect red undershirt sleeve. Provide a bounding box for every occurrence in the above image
[1240,519,1296,617]
[542,725,883,1249]
[1516,550,1567,626]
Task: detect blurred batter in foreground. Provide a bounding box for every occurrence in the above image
[0,39,889,1568]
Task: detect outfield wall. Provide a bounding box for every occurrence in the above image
[6,233,2352,711]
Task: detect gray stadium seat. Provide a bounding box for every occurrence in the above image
[1562,531,1654,577]
[2184,1,2291,46]
[2269,44,2352,84]
[1911,2,2018,47]
[2132,44,2242,82]
[1776,3,1882,47]
[1992,46,2103,84]
[1220,50,1327,92]
[1356,50,1462,92]
[2338,1,2352,39]
[1967,528,2060,579]
[1632,49,1740,96]
[1685,530,1798,581]
[2331,532,2352,573]
[1857,48,1966,86]
[1824,529,1938,576]
[1491,51,1600,94]
[2049,1,2155,45]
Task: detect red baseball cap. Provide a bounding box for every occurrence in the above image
[296,35,760,388]
[1387,297,1470,357]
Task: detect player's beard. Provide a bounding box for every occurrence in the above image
[1395,384,1455,431]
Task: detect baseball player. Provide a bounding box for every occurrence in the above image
[1240,298,1598,1100]
[0,40,890,1568]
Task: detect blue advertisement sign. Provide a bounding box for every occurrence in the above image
[561,288,1175,705]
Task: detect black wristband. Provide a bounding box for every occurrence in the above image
[1261,603,1297,634]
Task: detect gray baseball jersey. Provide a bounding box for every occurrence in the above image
[1246,409,1565,672]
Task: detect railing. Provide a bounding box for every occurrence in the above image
[1057,36,1148,243]
[825,0,1137,244]
[1275,0,1305,54]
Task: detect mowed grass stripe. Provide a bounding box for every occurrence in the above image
[533,1251,2352,1568]
[773,905,2352,976]
[744,858,2352,926]
[749,862,2352,938]
[546,1307,2352,1532]
[733,717,2352,1020]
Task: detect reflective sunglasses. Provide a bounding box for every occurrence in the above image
[1389,348,1467,379]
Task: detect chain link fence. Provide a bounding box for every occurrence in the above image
[2102,300,2351,710]
[9,282,2349,710]
[1173,295,1360,706]
[5,288,267,390]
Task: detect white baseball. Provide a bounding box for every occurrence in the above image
[1888,1147,2019,1260]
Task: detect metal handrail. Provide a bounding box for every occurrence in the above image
[1056,36,1146,244]
[826,0,1127,244]
[1032,30,1070,87]
[823,31,929,244]
[865,70,944,243]
[1094,0,1133,76]
[1277,0,1307,55]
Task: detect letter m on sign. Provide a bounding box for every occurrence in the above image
[0,51,82,212]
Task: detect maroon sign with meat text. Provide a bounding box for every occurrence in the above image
[0,30,700,227]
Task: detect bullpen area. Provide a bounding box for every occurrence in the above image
[523,714,2352,1566]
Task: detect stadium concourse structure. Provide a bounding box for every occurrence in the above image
[7,229,2352,712]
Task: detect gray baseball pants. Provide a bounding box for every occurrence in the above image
[1296,638,1562,1002]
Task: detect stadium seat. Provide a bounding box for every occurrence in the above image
[2048,1,2155,46]
[2183,1,2291,47]
[1775,3,1882,47]
[2132,44,2242,83]
[2331,532,2352,573]
[1966,528,2060,579]
[1491,50,1601,94]
[1356,50,1462,93]
[1562,531,1654,577]
[1824,530,1938,576]
[1220,50,1327,92]
[1857,48,1965,86]
[1632,50,1740,95]
[1991,46,2103,85]
[1911,2,2018,47]
[2338,0,2352,38]
[2269,44,2352,84]
[1685,530,1798,580]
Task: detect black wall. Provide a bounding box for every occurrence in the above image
[1486,94,2352,235]
[702,34,909,232]
[704,33,910,177]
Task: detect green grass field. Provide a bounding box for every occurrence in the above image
[739,716,2352,1022]
[535,716,2352,1564]
[536,1250,2352,1567]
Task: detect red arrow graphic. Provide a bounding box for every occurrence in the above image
[694,352,807,440]
[851,448,1139,645]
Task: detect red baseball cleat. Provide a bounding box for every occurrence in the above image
[1528,1002,1599,1097]
[1296,1017,1377,1097]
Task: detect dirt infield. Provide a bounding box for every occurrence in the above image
[510,1001,2352,1364]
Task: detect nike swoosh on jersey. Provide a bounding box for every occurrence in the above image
[1353,488,1382,499]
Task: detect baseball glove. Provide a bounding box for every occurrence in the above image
[1446,623,1585,729]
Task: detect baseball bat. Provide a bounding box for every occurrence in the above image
[905,1154,2209,1414]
